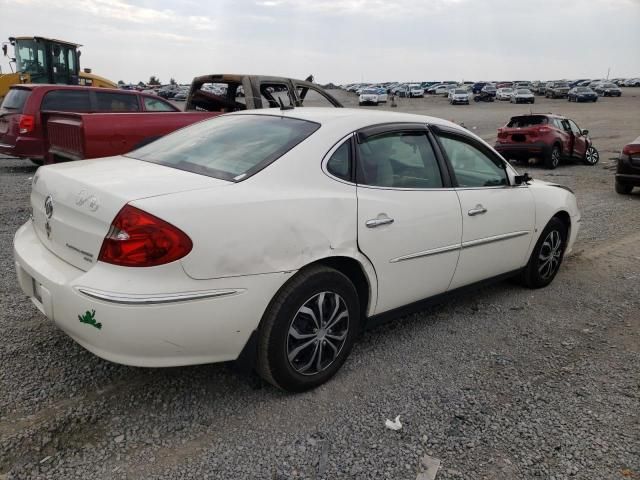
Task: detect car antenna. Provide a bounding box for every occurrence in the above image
[278,97,294,111]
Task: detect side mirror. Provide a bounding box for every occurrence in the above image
[514,173,532,185]
[582,129,589,136]
[1,44,6,57]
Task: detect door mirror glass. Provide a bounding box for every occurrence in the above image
[514,173,532,185]
[582,129,589,136]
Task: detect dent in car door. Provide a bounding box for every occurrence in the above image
[353,125,462,314]
[435,131,536,289]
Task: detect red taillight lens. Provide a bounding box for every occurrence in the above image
[537,126,551,134]
[497,128,507,139]
[18,114,35,134]
[98,205,192,267]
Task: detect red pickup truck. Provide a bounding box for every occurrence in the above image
[0,84,203,164]
[45,111,215,163]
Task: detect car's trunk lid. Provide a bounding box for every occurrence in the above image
[31,156,230,270]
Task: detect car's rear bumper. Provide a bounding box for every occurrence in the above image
[13,220,293,367]
[495,142,551,160]
[0,137,45,159]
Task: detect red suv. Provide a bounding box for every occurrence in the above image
[615,135,640,194]
[0,85,179,164]
[494,113,599,169]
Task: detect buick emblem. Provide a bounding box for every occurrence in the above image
[44,195,54,219]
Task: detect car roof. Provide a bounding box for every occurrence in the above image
[12,84,139,95]
[230,107,461,132]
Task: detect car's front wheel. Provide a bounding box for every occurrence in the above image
[257,266,360,392]
[520,217,568,288]
[583,145,599,165]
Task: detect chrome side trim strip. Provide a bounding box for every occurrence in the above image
[462,231,530,249]
[76,287,244,305]
[389,231,530,263]
[390,244,461,263]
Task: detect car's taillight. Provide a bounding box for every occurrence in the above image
[98,205,192,267]
[497,128,507,139]
[537,126,551,134]
[18,114,35,134]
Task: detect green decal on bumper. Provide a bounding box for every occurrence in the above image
[79,309,102,330]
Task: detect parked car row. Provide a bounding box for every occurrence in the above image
[344,78,630,108]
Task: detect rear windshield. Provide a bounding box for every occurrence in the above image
[507,115,549,128]
[127,114,320,182]
[0,88,31,113]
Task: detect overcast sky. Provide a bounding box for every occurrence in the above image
[1,0,639,85]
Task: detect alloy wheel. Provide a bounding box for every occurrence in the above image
[286,292,349,376]
[585,146,599,165]
[551,147,561,168]
[538,230,563,280]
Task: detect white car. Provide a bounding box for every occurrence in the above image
[510,88,535,104]
[408,84,425,98]
[359,88,382,106]
[496,88,514,100]
[448,88,470,105]
[13,108,580,392]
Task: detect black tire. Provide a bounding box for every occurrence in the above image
[583,145,599,165]
[615,180,633,194]
[359,102,363,106]
[545,144,561,169]
[520,217,568,288]
[257,265,360,392]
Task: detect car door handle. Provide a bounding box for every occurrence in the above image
[366,217,394,228]
[468,205,487,216]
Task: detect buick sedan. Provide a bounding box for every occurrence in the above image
[14,108,580,391]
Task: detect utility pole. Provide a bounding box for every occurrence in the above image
[606,67,610,80]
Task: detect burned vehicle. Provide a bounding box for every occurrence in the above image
[185,74,343,112]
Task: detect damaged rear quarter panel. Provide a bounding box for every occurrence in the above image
[132,135,359,280]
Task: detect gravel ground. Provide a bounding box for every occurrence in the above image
[1,90,639,480]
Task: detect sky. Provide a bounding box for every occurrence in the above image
[1,0,639,85]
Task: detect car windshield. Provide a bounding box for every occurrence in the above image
[575,87,589,92]
[507,115,549,128]
[127,114,320,181]
[362,89,378,94]
[484,86,496,91]
[556,83,569,88]
[517,89,531,94]
[455,89,466,94]
[503,88,513,92]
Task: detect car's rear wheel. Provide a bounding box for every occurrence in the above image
[615,180,634,194]
[546,144,561,169]
[257,266,360,392]
[583,145,599,165]
[520,217,568,288]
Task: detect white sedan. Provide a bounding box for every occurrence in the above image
[496,87,513,100]
[14,108,580,392]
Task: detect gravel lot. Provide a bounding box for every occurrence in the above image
[1,89,639,480]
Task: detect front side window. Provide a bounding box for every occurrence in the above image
[143,97,176,112]
[568,120,581,135]
[438,135,508,188]
[95,92,140,112]
[356,131,443,189]
[295,86,337,107]
[41,90,91,111]
[14,39,48,82]
[128,115,320,182]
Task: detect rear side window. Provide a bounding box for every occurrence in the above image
[128,115,320,182]
[0,89,31,113]
[327,139,352,181]
[95,92,140,112]
[41,90,91,111]
[143,97,177,112]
